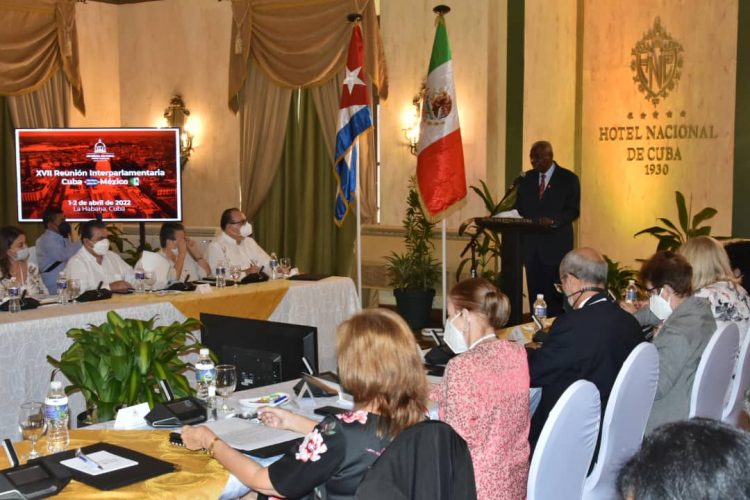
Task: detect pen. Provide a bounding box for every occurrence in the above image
[76,448,104,470]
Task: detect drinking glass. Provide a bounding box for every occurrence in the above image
[67,278,81,303]
[215,365,237,412]
[229,265,241,287]
[144,271,156,292]
[279,258,292,278]
[18,402,46,460]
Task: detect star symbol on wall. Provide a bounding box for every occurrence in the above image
[680,110,687,117]
[653,111,659,119]
[343,66,365,94]
[640,112,647,119]
[666,111,673,118]
[627,112,634,119]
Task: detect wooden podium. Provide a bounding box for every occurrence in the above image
[474,217,546,326]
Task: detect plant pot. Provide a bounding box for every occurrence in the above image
[394,288,436,331]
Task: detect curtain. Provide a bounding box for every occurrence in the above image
[228,0,387,112]
[310,73,376,224]
[254,90,356,277]
[0,97,16,228]
[8,70,69,128]
[239,61,293,219]
[0,0,85,114]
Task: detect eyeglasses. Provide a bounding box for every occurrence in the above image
[645,286,662,296]
[228,219,247,226]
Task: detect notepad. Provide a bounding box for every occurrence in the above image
[60,451,138,476]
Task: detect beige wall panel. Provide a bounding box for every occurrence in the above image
[69,2,121,127]
[116,0,240,228]
[522,0,578,173]
[581,0,737,266]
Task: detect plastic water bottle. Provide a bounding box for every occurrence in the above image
[215,262,226,288]
[195,348,216,408]
[625,279,638,304]
[56,274,68,305]
[134,267,146,294]
[8,279,21,314]
[533,294,547,320]
[45,381,70,453]
[269,254,279,280]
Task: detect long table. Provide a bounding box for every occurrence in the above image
[0,277,359,440]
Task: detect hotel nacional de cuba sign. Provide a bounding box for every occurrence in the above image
[597,17,719,177]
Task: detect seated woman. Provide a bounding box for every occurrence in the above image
[0,226,48,298]
[430,277,530,500]
[679,236,750,342]
[181,308,429,499]
[626,251,716,433]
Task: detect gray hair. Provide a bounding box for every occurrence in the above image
[560,248,608,286]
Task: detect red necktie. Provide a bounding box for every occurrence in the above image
[539,173,546,200]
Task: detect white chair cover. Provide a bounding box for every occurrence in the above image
[527,380,601,500]
[689,323,740,419]
[583,343,659,500]
[722,323,750,426]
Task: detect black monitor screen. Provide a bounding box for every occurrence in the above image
[200,313,318,385]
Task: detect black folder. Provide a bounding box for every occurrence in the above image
[42,442,177,491]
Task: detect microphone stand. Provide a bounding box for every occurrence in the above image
[460,225,482,278]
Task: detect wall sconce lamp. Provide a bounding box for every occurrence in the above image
[164,95,195,167]
[402,84,425,156]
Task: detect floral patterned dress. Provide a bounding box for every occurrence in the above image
[265,410,390,500]
[695,281,750,342]
[430,340,530,500]
[0,264,49,298]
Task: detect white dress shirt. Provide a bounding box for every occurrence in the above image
[207,231,272,274]
[63,246,135,292]
[136,250,208,289]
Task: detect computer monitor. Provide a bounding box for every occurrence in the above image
[199,313,318,390]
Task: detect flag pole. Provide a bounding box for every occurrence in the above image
[356,147,363,303]
[442,218,447,322]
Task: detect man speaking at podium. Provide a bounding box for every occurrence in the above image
[514,141,580,316]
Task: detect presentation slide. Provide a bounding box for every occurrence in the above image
[15,128,182,222]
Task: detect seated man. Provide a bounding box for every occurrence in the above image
[35,207,82,293]
[526,247,643,451]
[137,222,210,288]
[63,219,134,292]
[207,207,271,276]
[617,418,750,499]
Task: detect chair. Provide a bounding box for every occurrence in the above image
[355,420,477,500]
[689,323,740,419]
[527,380,601,500]
[582,343,659,500]
[722,325,750,426]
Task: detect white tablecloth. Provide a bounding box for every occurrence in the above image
[0,277,359,440]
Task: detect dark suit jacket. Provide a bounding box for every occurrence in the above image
[527,293,644,448]
[514,163,580,265]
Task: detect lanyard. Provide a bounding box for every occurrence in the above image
[469,333,497,350]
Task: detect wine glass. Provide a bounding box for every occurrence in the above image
[144,271,156,292]
[215,365,237,412]
[229,265,241,287]
[279,258,292,278]
[18,402,46,460]
[67,278,81,303]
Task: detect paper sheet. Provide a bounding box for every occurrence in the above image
[60,451,138,476]
[202,417,303,451]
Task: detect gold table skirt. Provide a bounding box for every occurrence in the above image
[0,430,228,499]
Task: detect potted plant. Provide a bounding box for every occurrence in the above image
[47,311,208,423]
[385,177,440,330]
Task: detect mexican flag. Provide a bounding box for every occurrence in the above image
[416,15,466,221]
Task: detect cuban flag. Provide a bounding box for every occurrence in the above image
[333,23,372,226]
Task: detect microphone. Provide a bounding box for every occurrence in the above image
[183,274,190,284]
[96,281,103,292]
[257,265,265,276]
[159,379,175,401]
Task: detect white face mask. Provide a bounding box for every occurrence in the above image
[170,246,179,256]
[443,313,469,354]
[11,247,29,261]
[92,239,110,256]
[649,290,673,321]
[240,222,253,237]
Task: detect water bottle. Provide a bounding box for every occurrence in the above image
[134,267,146,294]
[625,279,638,304]
[533,294,547,321]
[215,262,226,288]
[269,254,279,280]
[45,380,70,453]
[195,348,216,408]
[56,274,68,305]
[8,279,21,314]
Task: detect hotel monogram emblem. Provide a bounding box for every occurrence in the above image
[630,17,684,106]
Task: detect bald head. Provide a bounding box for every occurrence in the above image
[530,141,554,173]
[560,247,607,287]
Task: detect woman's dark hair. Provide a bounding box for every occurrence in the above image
[0,226,25,278]
[449,277,510,329]
[639,251,693,296]
[617,418,750,500]
[724,240,750,291]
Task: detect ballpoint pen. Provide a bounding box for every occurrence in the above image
[76,448,104,470]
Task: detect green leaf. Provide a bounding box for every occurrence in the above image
[675,191,689,233]
[691,207,717,229]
